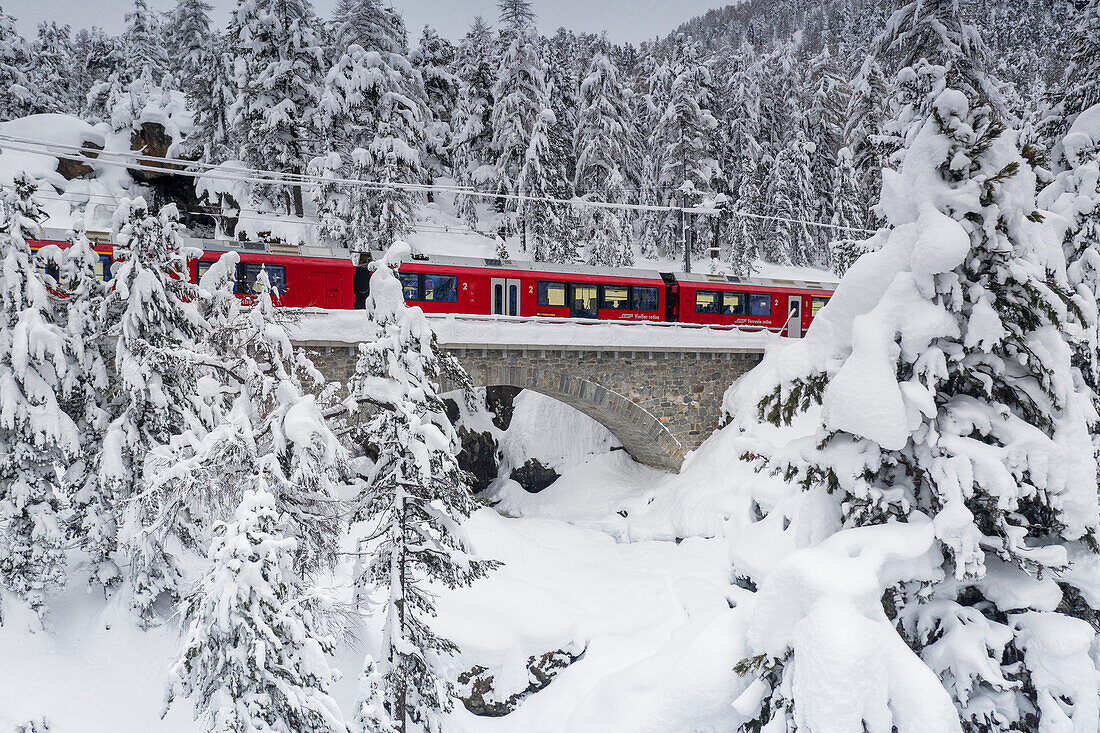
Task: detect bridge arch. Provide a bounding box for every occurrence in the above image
[443,361,686,472]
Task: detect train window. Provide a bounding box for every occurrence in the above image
[811,296,830,316]
[748,294,771,317]
[600,284,630,309]
[570,283,598,319]
[196,260,217,282]
[722,292,746,315]
[422,274,458,302]
[96,255,111,281]
[236,263,287,296]
[537,280,567,307]
[695,290,723,315]
[399,272,420,301]
[632,286,659,311]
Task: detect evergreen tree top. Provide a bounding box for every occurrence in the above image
[498,0,536,35]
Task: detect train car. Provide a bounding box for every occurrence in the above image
[28,230,357,309]
[28,228,115,280]
[394,254,666,322]
[672,272,836,338]
[26,228,837,337]
[391,253,836,337]
[190,241,355,309]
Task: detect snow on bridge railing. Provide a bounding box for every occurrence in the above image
[290,308,780,352]
[422,312,787,335]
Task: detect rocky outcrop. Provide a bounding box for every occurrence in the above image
[128,121,183,182]
[486,386,522,430]
[509,458,559,494]
[458,647,585,717]
[55,139,103,180]
[457,427,499,493]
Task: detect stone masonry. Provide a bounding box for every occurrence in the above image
[300,340,763,473]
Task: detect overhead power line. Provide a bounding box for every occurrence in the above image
[0,133,879,236]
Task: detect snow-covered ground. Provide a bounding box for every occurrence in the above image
[0,390,794,732]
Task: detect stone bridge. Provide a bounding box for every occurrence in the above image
[296,313,768,472]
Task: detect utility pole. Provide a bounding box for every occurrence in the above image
[682,192,691,274]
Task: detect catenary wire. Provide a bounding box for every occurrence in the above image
[0,133,880,236]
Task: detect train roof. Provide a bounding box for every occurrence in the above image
[36,228,837,292]
[382,250,839,292]
[37,227,354,260]
[388,250,666,281]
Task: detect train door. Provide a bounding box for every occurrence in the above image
[786,295,802,338]
[490,277,521,316]
[309,273,325,307]
[324,273,342,308]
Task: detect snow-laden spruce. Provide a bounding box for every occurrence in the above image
[489,0,547,242]
[1040,104,1100,421]
[450,15,497,231]
[227,0,325,216]
[574,50,637,268]
[648,37,720,262]
[413,26,458,178]
[318,36,428,251]
[345,242,495,732]
[143,254,347,582]
[729,58,1100,732]
[59,224,115,590]
[0,174,79,622]
[101,198,211,622]
[164,488,346,733]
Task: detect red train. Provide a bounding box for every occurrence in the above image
[28,229,836,338]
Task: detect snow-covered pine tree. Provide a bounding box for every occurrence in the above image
[542,28,583,210]
[733,54,1100,733]
[515,105,559,262]
[1039,2,1100,408]
[575,51,637,267]
[412,25,458,177]
[803,46,849,248]
[227,0,325,216]
[650,39,719,262]
[1060,0,1100,128]
[828,146,868,275]
[0,174,79,621]
[490,0,547,240]
[1038,105,1100,413]
[101,198,209,621]
[123,0,168,82]
[845,55,889,228]
[75,27,125,118]
[874,0,1006,118]
[319,42,426,250]
[346,243,495,732]
[26,22,75,115]
[169,0,232,162]
[0,6,34,120]
[330,0,406,56]
[720,44,763,275]
[164,488,346,733]
[764,132,819,267]
[310,151,349,247]
[145,255,345,576]
[726,156,761,277]
[59,225,115,590]
[167,0,211,79]
[450,16,497,229]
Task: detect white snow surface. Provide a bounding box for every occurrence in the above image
[290,308,779,351]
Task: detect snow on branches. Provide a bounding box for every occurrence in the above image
[345,242,494,732]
